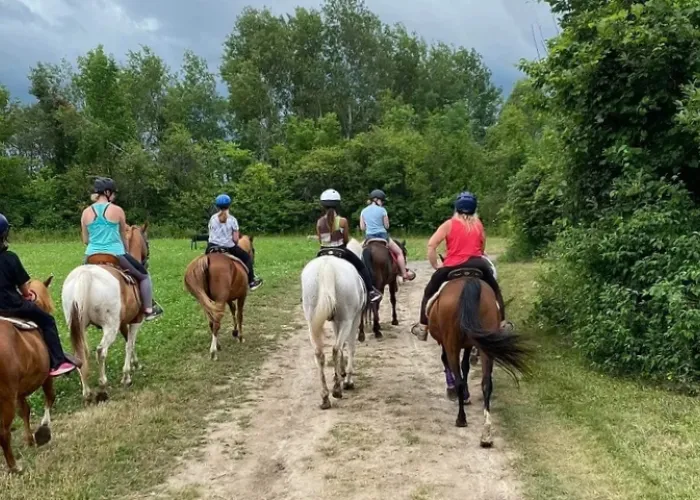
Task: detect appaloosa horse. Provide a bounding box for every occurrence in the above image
[0,277,58,472]
[359,239,408,341]
[61,224,151,403]
[184,236,255,359]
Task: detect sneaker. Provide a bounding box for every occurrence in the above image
[64,352,83,369]
[369,289,382,303]
[50,362,77,377]
[249,277,263,291]
[411,323,428,341]
[403,269,416,282]
[501,320,515,332]
[144,303,164,322]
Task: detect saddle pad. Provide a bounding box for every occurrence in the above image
[425,269,498,317]
[363,238,388,247]
[96,264,137,286]
[0,317,38,330]
[217,253,249,273]
[426,281,451,317]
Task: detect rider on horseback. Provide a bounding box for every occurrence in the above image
[0,214,79,377]
[411,192,510,341]
[360,189,415,282]
[207,194,263,291]
[81,177,163,321]
[317,189,382,304]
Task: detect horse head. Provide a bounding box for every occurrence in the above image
[238,235,255,265]
[28,275,55,314]
[127,223,149,266]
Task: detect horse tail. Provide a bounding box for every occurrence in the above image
[458,279,529,381]
[311,261,337,337]
[184,255,220,323]
[67,269,91,374]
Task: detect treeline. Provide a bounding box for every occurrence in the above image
[0,0,509,234]
[500,0,700,388]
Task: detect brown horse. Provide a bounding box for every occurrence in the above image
[62,224,150,403]
[184,236,255,360]
[428,272,529,447]
[0,277,58,473]
[358,239,408,341]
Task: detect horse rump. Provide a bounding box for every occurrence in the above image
[457,278,530,381]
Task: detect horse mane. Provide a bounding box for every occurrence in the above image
[28,278,55,314]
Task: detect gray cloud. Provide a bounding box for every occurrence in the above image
[0,0,556,101]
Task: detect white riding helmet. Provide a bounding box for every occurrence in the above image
[320,189,341,208]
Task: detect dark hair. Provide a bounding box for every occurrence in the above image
[325,207,337,233]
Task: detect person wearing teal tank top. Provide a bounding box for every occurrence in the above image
[80,178,163,321]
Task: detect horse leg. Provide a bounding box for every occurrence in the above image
[17,397,34,447]
[34,377,55,446]
[0,398,18,472]
[442,348,458,401]
[461,348,472,405]
[228,301,238,340]
[358,309,366,343]
[390,281,398,326]
[480,355,495,448]
[469,346,480,367]
[130,323,142,371]
[122,323,142,387]
[310,328,330,409]
[96,321,121,403]
[235,296,245,343]
[344,316,360,390]
[373,301,383,339]
[210,304,224,360]
[446,345,467,427]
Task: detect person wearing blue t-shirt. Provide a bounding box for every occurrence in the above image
[360,189,415,281]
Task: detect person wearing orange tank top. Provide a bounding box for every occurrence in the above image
[411,192,508,341]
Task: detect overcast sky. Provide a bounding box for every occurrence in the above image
[0,0,557,102]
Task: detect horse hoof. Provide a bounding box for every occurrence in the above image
[374,332,383,340]
[34,425,52,446]
[343,381,355,391]
[239,337,245,343]
[455,419,467,428]
[358,332,366,343]
[320,397,331,410]
[122,379,133,388]
[465,397,472,405]
[84,393,96,406]
[480,438,494,448]
[9,465,23,474]
[210,352,218,361]
[96,391,109,404]
[216,344,222,351]
[332,388,343,399]
[446,387,458,401]
[232,329,239,338]
[391,319,399,326]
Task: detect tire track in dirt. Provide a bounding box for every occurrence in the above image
[156,261,522,500]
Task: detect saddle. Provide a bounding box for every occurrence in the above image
[86,254,138,285]
[205,247,249,273]
[426,267,486,316]
[0,317,38,330]
[317,247,346,259]
[363,238,388,247]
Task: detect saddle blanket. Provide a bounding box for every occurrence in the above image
[425,268,500,317]
[0,317,38,330]
[205,248,249,273]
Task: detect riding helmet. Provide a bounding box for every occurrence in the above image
[94,177,117,194]
[215,194,232,209]
[455,191,477,215]
[320,189,341,208]
[0,214,9,238]
[369,189,386,201]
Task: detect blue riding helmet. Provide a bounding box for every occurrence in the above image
[455,192,477,215]
[0,214,9,238]
[215,194,231,209]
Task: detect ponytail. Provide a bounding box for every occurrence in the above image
[325,207,337,233]
[218,209,228,224]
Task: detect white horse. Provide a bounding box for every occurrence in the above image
[301,239,366,409]
[61,265,143,403]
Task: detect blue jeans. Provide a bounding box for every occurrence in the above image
[365,231,389,241]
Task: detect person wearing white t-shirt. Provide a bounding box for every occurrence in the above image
[207,194,263,291]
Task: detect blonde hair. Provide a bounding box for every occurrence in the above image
[455,212,480,231]
[218,209,228,224]
[90,193,99,203]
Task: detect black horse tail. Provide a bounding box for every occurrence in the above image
[362,245,374,284]
[458,279,530,382]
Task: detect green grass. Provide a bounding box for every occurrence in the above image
[497,260,700,500]
[1,236,318,498]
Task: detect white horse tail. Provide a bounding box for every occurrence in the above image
[311,261,337,337]
[67,269,91,374]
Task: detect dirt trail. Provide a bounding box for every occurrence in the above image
[158,261,522,500]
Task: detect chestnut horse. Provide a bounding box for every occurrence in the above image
[0,277,58,473]
[184,236,255,360]
[62,224,150,403]
[428,272,529,447]
[359,239,408,341]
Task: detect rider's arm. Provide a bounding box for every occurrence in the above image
[427,221,450,270]
[80,209,89,245]
[359,214,366,231]
[230,216,240,244]
[341,218,350,245]
[117,207,129,253]
[382,207,390,229]
[11,254,33,300]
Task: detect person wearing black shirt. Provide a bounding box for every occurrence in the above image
[0,214,78,377]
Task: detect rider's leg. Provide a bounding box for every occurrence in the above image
[229,245,258,284]
[341,249,381,303]
[118,255,154,312]
[412,267,452,340]
[388,239,410,279]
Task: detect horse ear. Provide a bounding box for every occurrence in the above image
[44,275,54,287]
[142,221,149,233]
[249,235,254,243]
[402,240,406,247]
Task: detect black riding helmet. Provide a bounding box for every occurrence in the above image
[369,189,386,201]
[94,177,117,195]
